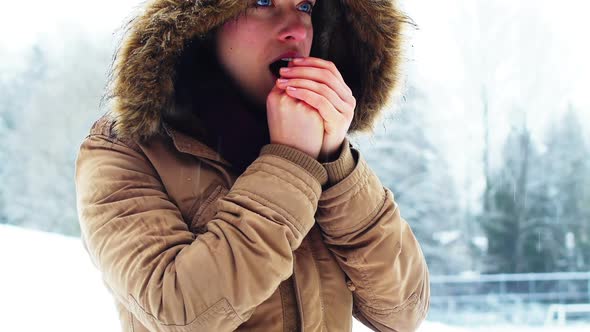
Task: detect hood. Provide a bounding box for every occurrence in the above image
[103,0,412,142]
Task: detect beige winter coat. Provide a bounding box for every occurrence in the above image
[75,0,430,331]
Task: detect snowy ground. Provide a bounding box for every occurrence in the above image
[0,224,587,332]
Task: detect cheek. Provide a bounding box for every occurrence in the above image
[224,28,264,56]
[239,23,266,45]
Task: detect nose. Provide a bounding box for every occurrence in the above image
[277,14,309,42]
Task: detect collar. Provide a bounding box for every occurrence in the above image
[162,122,233,168]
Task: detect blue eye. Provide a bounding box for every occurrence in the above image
[298,2,314,15]
[255,0,272,6]
[254,0,314,15]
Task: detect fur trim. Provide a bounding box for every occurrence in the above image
[103,0,412,141]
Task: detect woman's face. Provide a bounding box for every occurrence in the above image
[216,0,315,108]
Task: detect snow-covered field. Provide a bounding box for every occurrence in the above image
[0,224,587,332]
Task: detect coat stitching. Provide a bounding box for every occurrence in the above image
[353,253,379,305]
[231,189,307,235]
[319,186,388,233]
[232,165,318,231]
[250,157,320,202]
[130,309,135,332]
[348,190,406,312]
[355,293,420,316]
[241,165,317,204]
[258,154,326,194]
[308,235,328,331]
[318,156,370,202]
[278,281,290,332]
[127,294,243,331]
[318,164,371,208]
[187,185,220,224]
[192,185,228,231]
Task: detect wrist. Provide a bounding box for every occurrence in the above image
[318,144,342,163]
[260,143,328,186]
[321,138,356,186]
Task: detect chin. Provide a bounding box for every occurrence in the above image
[240,71,274,111]
[260,77,276,103]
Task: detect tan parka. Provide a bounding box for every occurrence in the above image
[74,0,430,331]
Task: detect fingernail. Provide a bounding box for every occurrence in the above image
[292,58,304,63]
[277,79,288,83]
[280,67,291,73]
[287,86,297,91]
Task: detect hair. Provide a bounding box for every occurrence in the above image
[102,0,415,141]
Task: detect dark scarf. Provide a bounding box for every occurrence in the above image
[166,38,270,175]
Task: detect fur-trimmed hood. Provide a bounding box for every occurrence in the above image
[104,0,411,142]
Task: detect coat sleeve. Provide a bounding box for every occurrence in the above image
[318,138,430,332]
[75,134,328,332]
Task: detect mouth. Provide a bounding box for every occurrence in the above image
[269,58,294,79]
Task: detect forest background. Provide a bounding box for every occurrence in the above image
[1,0,589,277]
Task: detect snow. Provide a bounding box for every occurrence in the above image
[0,224,587,332]
[0,225,120,331]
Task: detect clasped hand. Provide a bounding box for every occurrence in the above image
[269,57,356,162]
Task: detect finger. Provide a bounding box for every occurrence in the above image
[280,66,354,105]
[284,86,344,132]
[290,57,345,85]
[289,57,354,98]
[276,78,351,115]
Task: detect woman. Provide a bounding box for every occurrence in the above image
[75,0,430,331]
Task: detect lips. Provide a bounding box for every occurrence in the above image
[269,51,302,78]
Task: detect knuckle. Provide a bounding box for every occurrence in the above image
[328,61,337,71]
[315,94,325,105]
[294,100,306,108]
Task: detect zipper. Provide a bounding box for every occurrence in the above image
[292,251,305,331]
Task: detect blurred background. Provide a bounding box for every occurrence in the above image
[1,0,589,331]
